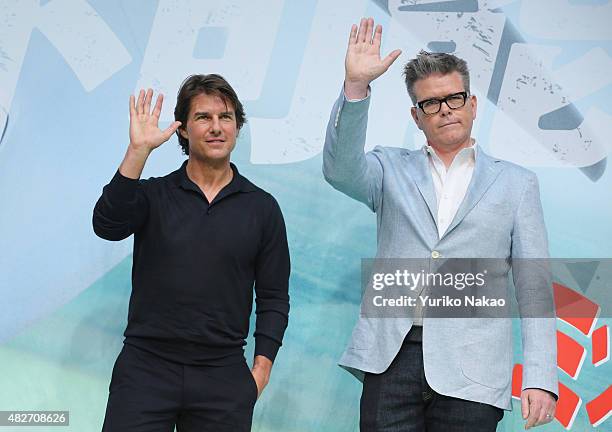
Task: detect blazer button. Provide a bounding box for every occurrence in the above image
[431,250,441,259]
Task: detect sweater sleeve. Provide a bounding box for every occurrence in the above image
[92,170,150,241]
[253,194,290,362]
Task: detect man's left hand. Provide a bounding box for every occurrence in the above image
[251,355,273,399]
[521,388,556,429]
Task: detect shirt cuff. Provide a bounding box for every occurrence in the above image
[343,85,371,102]
[254,335,282,363]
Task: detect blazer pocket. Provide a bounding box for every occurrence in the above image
[460,341,511,389]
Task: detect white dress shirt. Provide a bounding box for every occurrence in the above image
[424,141,477,239]
[411,141,476,326]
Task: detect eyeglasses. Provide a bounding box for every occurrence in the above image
[416,92,468,115]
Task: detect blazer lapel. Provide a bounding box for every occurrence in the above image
[405,151,438,230]
[441,149,504,240]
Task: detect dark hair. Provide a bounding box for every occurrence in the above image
[174,74,246,155]
[403,51,470,104]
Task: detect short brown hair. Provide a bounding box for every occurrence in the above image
[403,51,470,104]
[174,74,246,155]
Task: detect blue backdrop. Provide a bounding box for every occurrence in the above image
[1,1,610,430]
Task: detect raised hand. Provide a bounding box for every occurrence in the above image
[129,88,181,155]
[119,89,181,179]
[344,17,401,99]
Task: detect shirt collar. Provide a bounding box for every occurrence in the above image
[422,139,477,163]
[174,160,258,194]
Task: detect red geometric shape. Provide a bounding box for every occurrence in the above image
[512,363,523,400]
[586,385,611,427]
[557,330,586,379]
[553,282,600,336]
[592,325,609,367]
[556,382,582,430]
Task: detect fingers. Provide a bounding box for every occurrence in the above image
[250,368,263,398]
[357,17,367,43]
[129,94,136,117]
[133,88,159,117]
[535,406,553,427]
[136,89,145,115]
[382,49,402,69]
[143,88,153,115]
[162,121,182,141]
[372,24,382,47]
[348,24,357,46]
[525,410,538,428]
[152,93,164,119]
[521,393,529,420]
[365,17,374,43]
[525,399,541,429]
[353,18,383,47]
[537,399,556,426]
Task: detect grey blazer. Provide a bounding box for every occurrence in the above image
[322,90,558,410]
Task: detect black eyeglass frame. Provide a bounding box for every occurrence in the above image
[415,91,469,115]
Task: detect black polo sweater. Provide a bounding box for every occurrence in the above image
[93,161,290,365]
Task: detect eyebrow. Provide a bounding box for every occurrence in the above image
[420,92,465,102]
[192,111,234,117]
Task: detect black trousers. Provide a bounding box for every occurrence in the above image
[360,328,504,432]
[102,344,257,432]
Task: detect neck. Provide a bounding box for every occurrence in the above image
[428,137,474,169]
[186,156,233,192]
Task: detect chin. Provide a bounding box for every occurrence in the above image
[191,150,230,162]
[205,154,231,162]
[440,132,468,146]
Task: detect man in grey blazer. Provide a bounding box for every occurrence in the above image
[323,18,558,431]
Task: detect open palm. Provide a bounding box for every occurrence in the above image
[129,89,181,154]
[345,18,401,90]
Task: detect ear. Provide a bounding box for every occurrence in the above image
[469,94,477,120]
[411,106,422,130]
[179,126,189,140]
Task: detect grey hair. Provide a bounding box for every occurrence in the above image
[403,50,470,104]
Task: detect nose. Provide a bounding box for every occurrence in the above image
[439,100,453,116]
[210,116,221,134]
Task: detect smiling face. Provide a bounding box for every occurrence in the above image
[410,71,477,152]
[179,93,238,164]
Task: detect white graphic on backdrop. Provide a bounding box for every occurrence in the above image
[250,0,370,163]
[388,0,609,174]
[0,0,131,113]
[492,46,612,167]
[137,0,282,104]
[520,0,612,41]
[0,0,608,171]
[388,0,506,94]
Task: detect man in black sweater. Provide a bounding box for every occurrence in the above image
[93,74,290,432]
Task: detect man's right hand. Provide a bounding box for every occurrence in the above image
[119,89,181,179]
[129,89,181,155]
[344,17,401,100]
